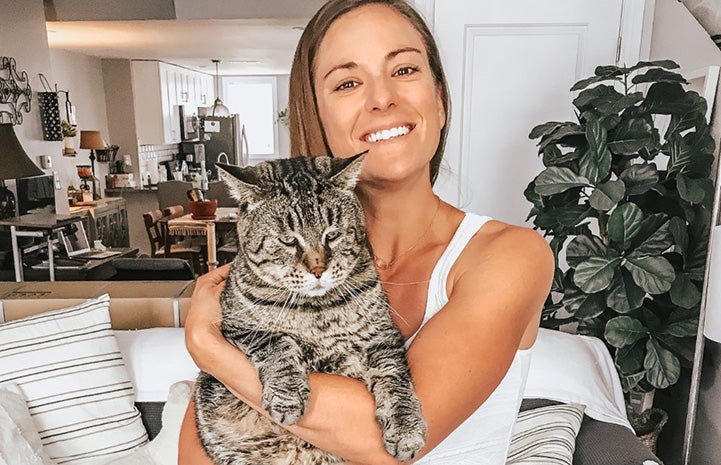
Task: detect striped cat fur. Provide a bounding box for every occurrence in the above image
[194,154,426,465]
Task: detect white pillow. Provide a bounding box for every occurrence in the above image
[506,403,585,465]
[0,382,55,465]
[114,328,199,402]
[104,381,194,465]
[524,328,632,429]
[0,294,148,465]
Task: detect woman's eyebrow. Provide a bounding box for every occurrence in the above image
[322,47,423,81]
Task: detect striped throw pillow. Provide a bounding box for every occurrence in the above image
[0,294,148,465]
[506,403,586,465]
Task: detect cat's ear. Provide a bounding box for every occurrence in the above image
[216,163,263,209]
[329,151,367,190]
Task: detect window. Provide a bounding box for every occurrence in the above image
[222,76,278,157]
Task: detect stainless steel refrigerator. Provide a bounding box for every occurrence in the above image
[185,114,249,179]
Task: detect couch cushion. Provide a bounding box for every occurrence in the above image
[0,294,148,465]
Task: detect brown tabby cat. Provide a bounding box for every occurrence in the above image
[194,154,426,465]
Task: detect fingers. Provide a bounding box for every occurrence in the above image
[198,263,232,287]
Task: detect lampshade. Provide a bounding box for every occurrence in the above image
[209,59,230,117]
[0,123,44,180]
[79,130,106,150]
[704,225,721,342]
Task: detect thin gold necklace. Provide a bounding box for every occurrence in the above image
[373,196,442,271]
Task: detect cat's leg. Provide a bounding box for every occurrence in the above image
[364,342,427,461]
[248,333,311,426]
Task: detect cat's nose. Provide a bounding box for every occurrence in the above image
[310,266,326,278]
[303,249,327,278]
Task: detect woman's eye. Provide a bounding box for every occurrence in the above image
[279,236,298,247]
[394,66,418,77]
[335,80,359,91]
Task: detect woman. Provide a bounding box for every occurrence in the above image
[179,1,553,463]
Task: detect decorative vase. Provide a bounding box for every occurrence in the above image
[63,136,76,156]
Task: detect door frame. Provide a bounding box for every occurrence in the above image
[411,0,655,66]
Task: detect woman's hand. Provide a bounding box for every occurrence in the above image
[185,263,232,373]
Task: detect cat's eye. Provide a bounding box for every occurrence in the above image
[325,230,340,242]
[279,236,298,247]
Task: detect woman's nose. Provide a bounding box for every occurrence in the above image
[364,76,396,112]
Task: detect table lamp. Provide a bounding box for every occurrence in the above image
[0,123,44,219]
[79,130,105,200]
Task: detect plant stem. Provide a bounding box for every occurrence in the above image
[599,213,609,246]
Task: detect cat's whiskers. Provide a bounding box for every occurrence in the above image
[342,277,412,327]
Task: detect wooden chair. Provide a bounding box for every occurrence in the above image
[142,209,202,274]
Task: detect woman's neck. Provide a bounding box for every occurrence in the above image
[357,183,443,270]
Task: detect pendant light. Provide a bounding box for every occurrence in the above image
[210,59,230,117]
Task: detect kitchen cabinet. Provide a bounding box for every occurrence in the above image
[131,61,214,145]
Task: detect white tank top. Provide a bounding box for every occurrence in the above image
[409,212,533,464]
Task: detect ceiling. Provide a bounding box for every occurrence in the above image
[46,19,307,75]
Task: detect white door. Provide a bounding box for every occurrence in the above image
[425,0,624,226]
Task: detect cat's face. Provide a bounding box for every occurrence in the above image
[218,155,368,297]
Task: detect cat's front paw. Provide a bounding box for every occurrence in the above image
[262,379,310,426]
[378,409,427,461]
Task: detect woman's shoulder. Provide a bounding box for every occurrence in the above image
[452,217,554,292]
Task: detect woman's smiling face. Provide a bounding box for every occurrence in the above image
[312,3,446,185]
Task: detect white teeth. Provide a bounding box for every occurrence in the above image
[365,125,410,143]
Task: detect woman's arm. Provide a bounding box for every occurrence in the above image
[180,226,553,464]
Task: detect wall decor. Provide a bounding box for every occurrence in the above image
[0,57,32,125]
[37,74,62,141]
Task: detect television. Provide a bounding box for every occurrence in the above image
[17,175,55,215]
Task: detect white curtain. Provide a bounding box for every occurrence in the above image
[682,0,721,49]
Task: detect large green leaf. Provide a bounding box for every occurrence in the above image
[606,269,646,313]
[608,118,653,155]
[565,285,607,319]
[669,216,689,254]
[639,82,687,115]
[538,124,587,153]
[542,145,583,166]
[534,205,593,231]
[628,60,680,72]
[579,115,612,184]
[571,74,622,92]
[629,220,673,257]
[667,129,716,177]
[669,273,702,309]
[529,121,568,140]
[606,316,648,348]
[534,167,590,195]
[589,180,626,212]
[624,256,676,294]
[621,371,647,393]
[644,338,681,389]
[619,163,659,196]
[573,85,625,114]
[573,256,621,293]
[566,235,609,267]
[677,174,707,205]
[632,68,688,85]
[608,203,644,246]
[665,308,700,338]
[616,340,646,374]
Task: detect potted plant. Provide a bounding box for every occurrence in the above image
[61,119,77,156]
[525,60,715,398]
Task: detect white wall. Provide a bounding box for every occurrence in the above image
[649,0,721,71]
[0,0,110,215]
[48,49,111,192]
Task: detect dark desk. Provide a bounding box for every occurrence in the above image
[24,248,139,281]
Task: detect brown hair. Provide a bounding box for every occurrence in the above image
[288,0,450,185]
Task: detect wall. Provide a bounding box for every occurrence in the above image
[0,0,62,212]
[0,0,110,216]
[48,49,111,193]
[647,1,721,464]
